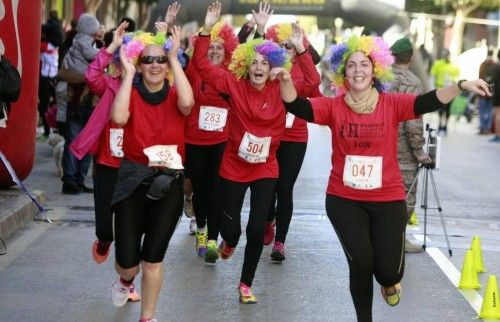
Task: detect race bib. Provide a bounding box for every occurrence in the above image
[238,132,271,164]
[285,112,295,129]
[343,155,382,190]
[198,105,228,132]
[109,128,124,158]
[143,145,184,169]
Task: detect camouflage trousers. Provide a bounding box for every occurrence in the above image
[402,169,419,218]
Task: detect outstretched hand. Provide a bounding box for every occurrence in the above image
[289,22,305,53]
[168,25,182,61]
[165,1,180,26]
[119,45,136,79]
[205,1,221,29]
[252,2,273,29]
[107,21,129,53]
[462,79,494,97]
[269,67,291,82]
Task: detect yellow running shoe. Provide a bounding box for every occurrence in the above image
[381,283,401,306]
[238,282,257,304]
[205,240,219,264]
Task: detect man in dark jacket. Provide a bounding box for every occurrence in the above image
[0,54,21,128]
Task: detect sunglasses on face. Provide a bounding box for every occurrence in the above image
[282,43,294,50]
[139,55,168,65]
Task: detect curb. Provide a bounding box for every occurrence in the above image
[0,189,44,241]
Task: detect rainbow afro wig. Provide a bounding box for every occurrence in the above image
[228,38,291,79]
[326,35,394,94]
[209,21,239,66]
[265,23,309,48]
[109,30,186,74]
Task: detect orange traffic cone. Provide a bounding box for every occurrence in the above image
[458,250,481,289]
[479,275,500,319]
[471,236,486,273]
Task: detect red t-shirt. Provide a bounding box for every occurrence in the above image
[310,93,417,201]
[95,120,122,168]
[283,51,322,143]
[184,63,229,145]
[193,35,285,182]
[123,87,186,166]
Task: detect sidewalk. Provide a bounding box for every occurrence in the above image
[0,115,499,321]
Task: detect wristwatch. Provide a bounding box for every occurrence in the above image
[457,79,466,91]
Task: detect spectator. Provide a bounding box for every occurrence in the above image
[490,50,500,143]
[477,48,496,134]
[0,53,21,128]
[390,37,432,253]
[430,49,460,135]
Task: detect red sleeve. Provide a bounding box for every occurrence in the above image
[192,35,234,95]
[391,93,418,123]
[296,50,322,98]
[310,96,334,126]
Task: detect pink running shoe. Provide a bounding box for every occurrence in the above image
[271,241,285,262]
[238,282,257,304]
[263,220,276,246]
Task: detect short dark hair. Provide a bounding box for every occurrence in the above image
[103,29,116,48]
[49,10,58,20]
[394,50,413,64]
[120,17,136,32]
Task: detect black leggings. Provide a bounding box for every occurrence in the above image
[438,102,451,131]
[220,177,277,286]
[114,182,183,268]
[185,142,225,240]
[266,141,307,243]
[326,195,407,322]
[93,164,118,242]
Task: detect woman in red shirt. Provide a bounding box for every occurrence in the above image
[193,2,292,304]
[185,21,238,262]
[278,35,492,321]
[109,26,194,322]
[262,22,322,260]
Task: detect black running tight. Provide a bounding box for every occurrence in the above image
[93,164,118,242]
[219,177,277,286]
[325,195,407,322]
[266,141,307,243]
[114,182,183,268]
[185,142,226,240]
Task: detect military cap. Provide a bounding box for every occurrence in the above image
[390,38,413,55]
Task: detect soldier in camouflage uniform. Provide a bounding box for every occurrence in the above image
[390,38,432,253]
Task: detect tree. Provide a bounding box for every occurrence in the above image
[410,0,498,58]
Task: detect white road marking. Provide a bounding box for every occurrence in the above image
[426,247,483,315]
[413,234,430,243]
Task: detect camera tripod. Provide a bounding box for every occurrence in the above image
[406,125,452,256]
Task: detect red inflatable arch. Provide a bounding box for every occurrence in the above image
[0,0,42,187]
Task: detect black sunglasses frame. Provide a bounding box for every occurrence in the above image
[139,55,169,65]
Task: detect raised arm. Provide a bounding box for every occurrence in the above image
[168,26,194,116]
[193,1,233,94]
[110,46,135,126]
[85,21,128,96]
[290,23,321,97]
[414,79,492,116]
[252,2,273,38]
[155,1,180,33]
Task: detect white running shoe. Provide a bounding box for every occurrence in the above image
[189,218,197,235]
[110,281,130,307]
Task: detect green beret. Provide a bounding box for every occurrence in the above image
[390,38,413,55]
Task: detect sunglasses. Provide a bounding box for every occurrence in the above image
[282,43,294,50]
[139,55,168,65]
